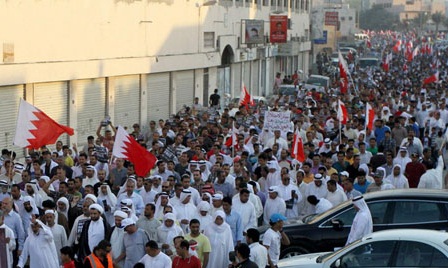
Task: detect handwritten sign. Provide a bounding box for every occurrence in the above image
[263,111,292,133]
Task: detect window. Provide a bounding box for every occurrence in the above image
[396,241,448,267]
[392,201,447,224]
[349,16,353,21]
[339,241,396,267]
[204,32,215,49]
[263,0,269,6]
[323,207,356,227]
[340,17,345,21]
[368,202,388,224]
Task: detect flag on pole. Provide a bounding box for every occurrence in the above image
[365,103,375,130]
[113,126,157,177]
[225,121,238,148]
[13,99,74,149]
[291,128,305,162]
[338,51,350,94]
[239,83,254,107]
[423,71,439,85]
[338,100,348,125]
[383,53,392,72]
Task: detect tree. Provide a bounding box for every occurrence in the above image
[432,11,445,34]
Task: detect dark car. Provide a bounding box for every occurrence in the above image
[260,189,448,258]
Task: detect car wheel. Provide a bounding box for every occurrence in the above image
[281,246,310,259]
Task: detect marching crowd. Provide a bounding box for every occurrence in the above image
[1,29,448,268]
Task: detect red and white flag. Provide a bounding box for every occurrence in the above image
[365,103,375,130]
[113,126,157,177]
[13,99,74,149]
[225,121,238,148]
[392,40,402,52]
[338,51,350,94]
[423,71,439,85]
[239,83,254,107]
[291,128,305,162]
[338,100,348,125]
[383,53,392,72]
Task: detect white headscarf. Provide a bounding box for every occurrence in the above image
[98,183,117,208]
[57,197,69,219]
[210,210,230,233]
[159,213,183,245]
[23,195,39,215]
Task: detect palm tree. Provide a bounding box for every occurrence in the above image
[432,11,445,34]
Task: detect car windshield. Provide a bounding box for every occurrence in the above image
[306,77,327,87]
[306,199,352,224]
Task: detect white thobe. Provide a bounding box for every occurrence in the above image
[263,197,286,224]
[18,220,59,268]
[111,227,125,268]
[315,198,333,214]
[174,203,197,233]
[87,219,105,252]
[304,184,328,216]
[204,223,234,268]
[0,223,15,268]
[346,203,373,245]
[140,189,158,205]
[82,177,99,187]
[326,189,348,207]
[277,183,302,218]
[418,155,444,189]
[231,199,257,231]
[48,224,67,264]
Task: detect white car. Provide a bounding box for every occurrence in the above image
[278,229,448,267]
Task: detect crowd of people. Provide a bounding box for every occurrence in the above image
[0,29,448,268]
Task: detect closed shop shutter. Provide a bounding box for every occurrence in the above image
[73,78,106,145]
[147,73,170,122]
[252,60,260,95]
[174,70,194,112]
[231,63,241,98]
[114,75,140,129]
[0,85,24,158]
[34,81,69,145]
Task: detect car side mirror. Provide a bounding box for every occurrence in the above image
[331,219,344,231]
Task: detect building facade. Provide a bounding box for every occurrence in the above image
[0,0,311,157]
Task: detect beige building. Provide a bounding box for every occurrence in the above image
[0,0,311,157]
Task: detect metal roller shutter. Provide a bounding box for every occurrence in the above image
[174,70,194,112]
[34,81,69,145]
[73,78,106,145]
[0,85,24,158]
[252,60,260,95]
[231,63,241,98]
[114,75,140,129]
[147,73,170,122]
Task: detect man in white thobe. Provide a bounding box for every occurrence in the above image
[111,211,127,268]
[45,210,67,264]
[173,190,197,233]
[326,180,347,207]
[277,174,302,218]
[346,196,373,245]
[419,152,443,189]
[0,210,16,268]
[232,189,257,234]
[17,218,59,268]
[263,186,286,225]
